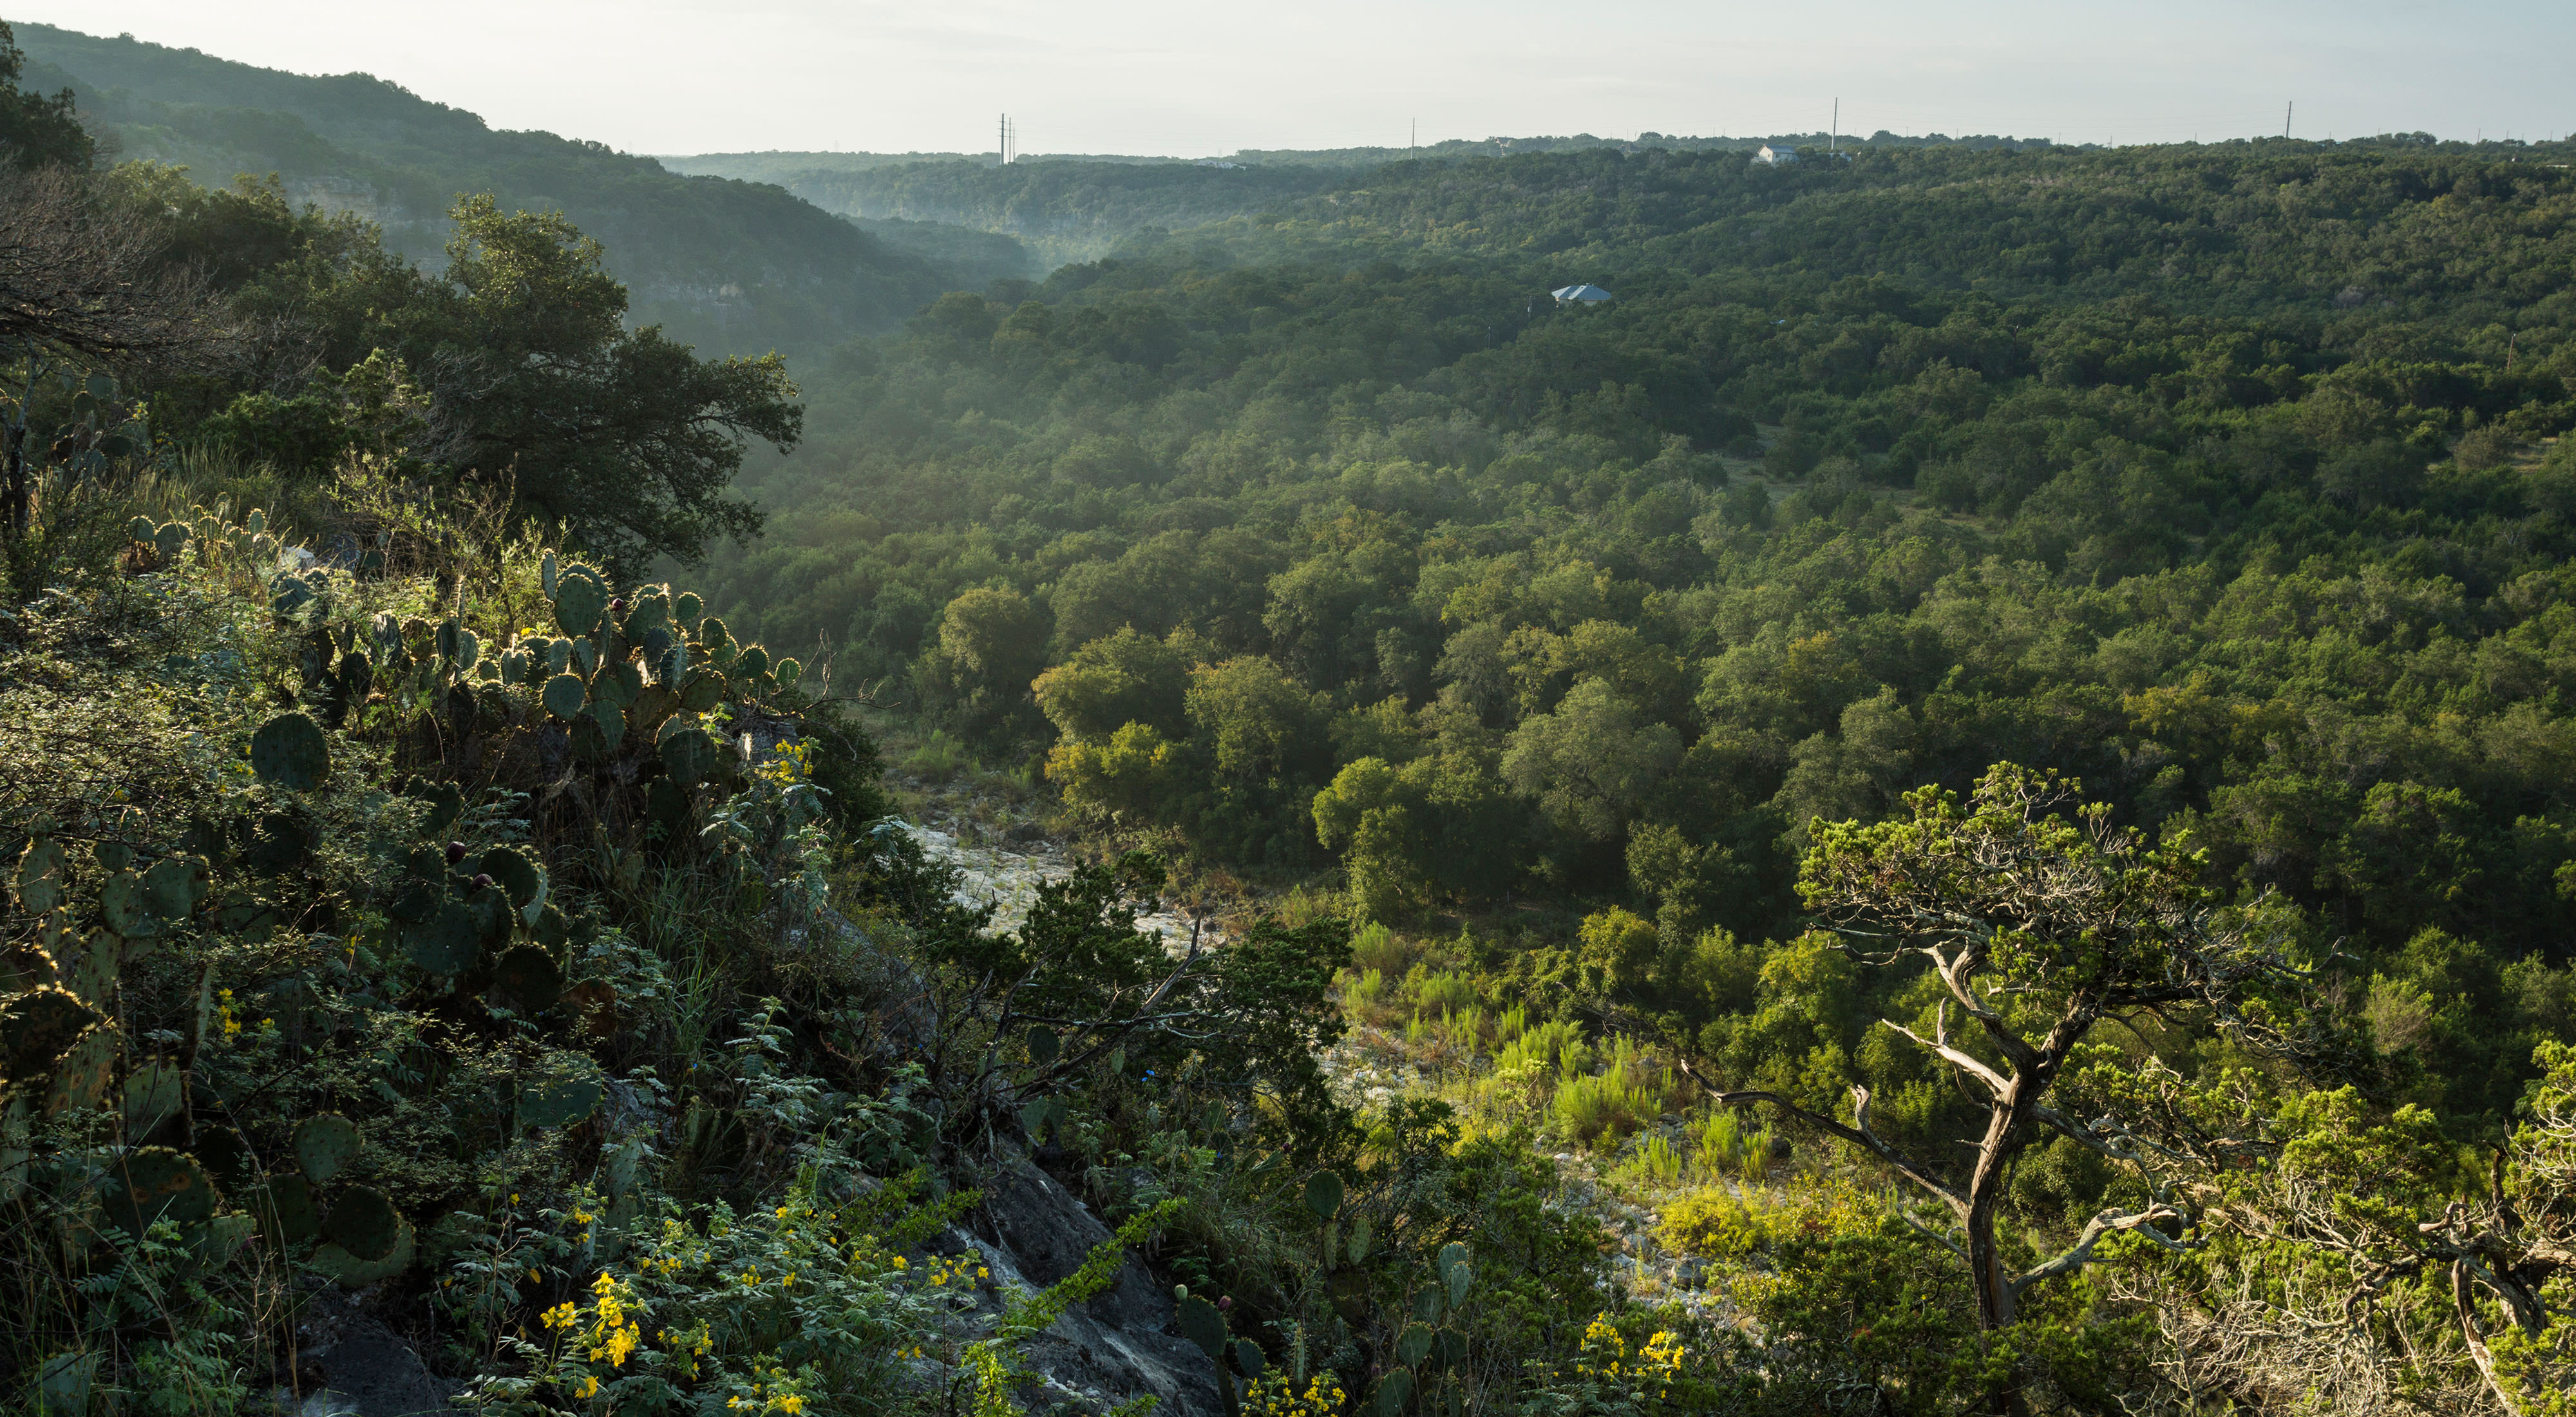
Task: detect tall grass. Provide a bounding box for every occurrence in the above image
[1408,966,1475,1016]
[1548,1036,1675,1147]
[1350,920,1408,976]
[1341,968,1387,1018]
[1495,1018,1586,1077]
[1696,1108,1777,1184]
[1614,1132,1685,1188]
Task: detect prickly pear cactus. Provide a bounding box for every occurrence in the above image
[294,1114,361,1184]
[402,901,482,975]
[656,723,719,786]
[121,1054,185,1134]
[542,671,589,721]
[252,1172,321,1250]
[320,1184,402,1261]
[476,846,541,909]
[489,946,563,1013]
[142,855,207,924]
[14,837,66,913]
[100,1148,219,1236]
[552,563,608,635]
[1,989,100,1080]
[519,1076,603,1128]
[249,712,330,790]
[45,1025,118,1115]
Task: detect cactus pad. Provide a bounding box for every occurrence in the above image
[1026,1025,1061,1067]
[774,656,802,689]
[541,671,589,721]
[657,726,719,785]
[402,901,480,975]
[1397,1322,1433,1369]
[596,660,642,707]
[102,1148,219,1236]
[98,869,153,938]
[1441,1241,1473,1304]
[142,855,207,922]
[465,882,516,951]
[311,1213,414,1286]
[591,700,626,750]
[1375,1369,1412,1417]
[453,626,481,672]
[476,847,540,908]
[250,712,330,790]
[65,929,117,1007]
[321,1184,403,1262]
[1177,1295,1228,1359]
[679,672,726,714]
[126,514,155,543]
[0,940,55,995]
[737,644,770,678]
[1303,1170,1344,1223]
[153,522,189,560]
[519,1077,603,1128]
[254,1171,321,1250]
[121,1055,185,1134]
[388,882,439,924]
[401,778,465,839]
[1,989,100,1080]
[43,1024,117,1115]
[14,837,65,913]
[489,946,563,1014]
[553,569,607,635]
[294,1114,361,1184]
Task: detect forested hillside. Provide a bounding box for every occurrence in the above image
[8,23,956,357]
[714,158,1360,268]
[706,136,2576,1137]
[23,10,2576,1411]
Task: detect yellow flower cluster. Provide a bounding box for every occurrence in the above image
[1244,1371,1345,1416]
[1576,1314,1627,1378]
[753,740,813,790]
[724,1363,810,1414]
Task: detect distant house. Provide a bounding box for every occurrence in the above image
[1756,144,1799,165]
[1551,283,1613,305]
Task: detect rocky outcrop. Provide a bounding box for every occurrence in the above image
[954,1155,1224,1417]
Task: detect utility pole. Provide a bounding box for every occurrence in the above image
[1830,97,1838,152]
[1410,118,1417,158]
[2283,100,2292,138]
[999,113,1007,166]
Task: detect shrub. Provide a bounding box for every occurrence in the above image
[1660,1187,1766,1259]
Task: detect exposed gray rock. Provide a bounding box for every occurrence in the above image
[956,1155,1224,1417]
[299,1315,457,1417]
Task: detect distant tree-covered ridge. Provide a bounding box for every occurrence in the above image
[8,21,962,357]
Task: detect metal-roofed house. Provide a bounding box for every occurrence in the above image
[1551,283,1613,305]
[1756,143,1799,165]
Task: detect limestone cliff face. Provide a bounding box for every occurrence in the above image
[956,1156,1225,1416]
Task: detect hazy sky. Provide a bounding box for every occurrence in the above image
[19,1,2573,157]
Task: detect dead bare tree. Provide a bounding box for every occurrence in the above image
[1698,763,2302,1344]
[0,162,232,537]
